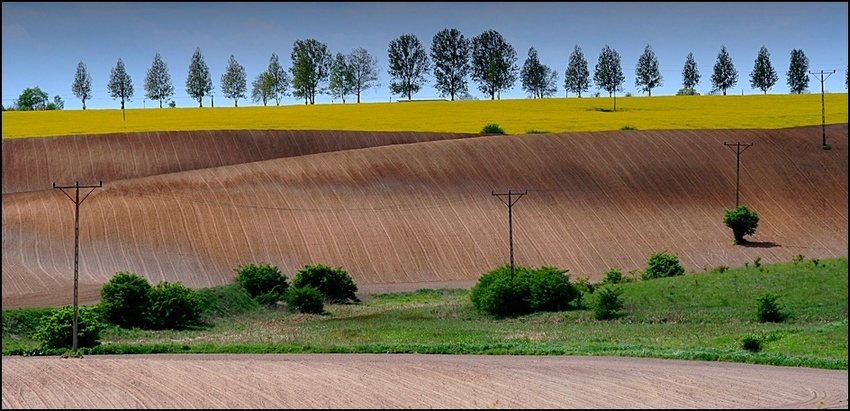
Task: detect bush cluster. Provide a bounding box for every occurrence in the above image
[33,305,105,349]
[100,272,202,330]
[292,264,360,304]
[233,263,290,305]
[470,265,579,317]
[591,286,625,320]
[481,123,506,135]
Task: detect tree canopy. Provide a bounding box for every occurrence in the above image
[14,86,49,111]
[470,30,518,100]
[290,38,332,105]
[564,45,590,98]
[347,48,380,103]
[144,53,174,108]
[186,47,213,107]
[430,28,470,101]
[520,47,557,98]
[593,45,625,97]
[72,61,93,110]
[749,46,778,94]
[329,52,356,103]
[710,45,738,95]
[107,58,134,114]
[681,52,701,92]
[786,49,809,94]
[220,54,248,106]
[634,44,663,96]
[387,33,431,100]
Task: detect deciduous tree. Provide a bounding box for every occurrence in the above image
[430,28,470,101]
[470,30,518,100]
[72,61,93,110]
[290,38,332,105]
[15,86,49,111]
[710,45,738,96]
[266,52,290,105]
[749,45,778,94]
[251,72,275,106]
[220,54,247,107]
[387,33,430,101]
[564,45,590,97]
[520,47,557,98]
[593,45,625,110]
[634,44,663,96]
[329,52,355,103]
[186,47,214,107]
[681,52,701,92]
[107,58,133,118]
[786,48,809,94]
[144,53,174,108]
[347,47,380,103]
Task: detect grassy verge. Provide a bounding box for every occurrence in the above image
[3,257,846,370]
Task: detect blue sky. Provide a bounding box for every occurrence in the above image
[2,2,847,109]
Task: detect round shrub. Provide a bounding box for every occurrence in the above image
[100,271,152,328]
[642,251,685,280]
[234,263,289,304]
[481,123,506,135]
[755,293,785,323]
[146,281,203,330]
[285,286,325,314]
[33,305,105,349]
[291,264,360,304]
[723,205,759,245]
[591,286,625,320]
[469,265,579,317]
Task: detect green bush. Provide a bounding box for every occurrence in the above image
[291,264,359,304]
[481,123,506,134]
[675,87,700,96]
[2,307,55,337]
[33,305,105,350]
[197,283,260,321]
[601,268,630,285]
[469,265,579,317]
[146,281,203,330]
[100,272,152,328]
[723,205,759,245]
[591,286,625,320]
[642,251,685,280]
[755,293,786,323]
[741,335,762,352]
[285,286,325,314]
[234,263,289,305]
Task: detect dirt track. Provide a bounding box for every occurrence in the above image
[2,354,847,408]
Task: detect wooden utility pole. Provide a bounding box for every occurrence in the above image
[723,142,753,208]
[53,180,102,352]
[809,70,835,148]
[491,190,527,279]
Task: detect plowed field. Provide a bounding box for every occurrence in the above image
[2,125,848,409]
[2,126,847,309]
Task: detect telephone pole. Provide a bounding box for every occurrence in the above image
[491,190,527,279]
[53,180,102,352]
[723,142,752,208]
[809,69,835,148]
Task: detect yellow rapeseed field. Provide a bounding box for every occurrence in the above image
[2,93,847,139]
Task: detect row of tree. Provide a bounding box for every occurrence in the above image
[9,27,845,111]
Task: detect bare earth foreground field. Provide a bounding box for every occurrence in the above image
[2,354,848,409]
[2,125,848,409]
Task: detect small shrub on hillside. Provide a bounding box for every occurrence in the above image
[197,283,260,321]
[620,125,638,130]
[741,335,762,352]
[525,129,550,134]
[481,123,506,135]
[723,205,759,245]
[33,305,105,350]
[469,265,579,317]
[601,268,631,285]
[234,263,289,305]
[145,281,203,330]
[100,272,152,328]
[285,286,325,314]
[591,286,625,320]
[676,87,700,96]
[291,264,359,304]
[755,293,786,323]
[642,251,685,280]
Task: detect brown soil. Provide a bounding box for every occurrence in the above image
[3,125,847,309]
[2,126,847,409]
[2,354,847,408]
